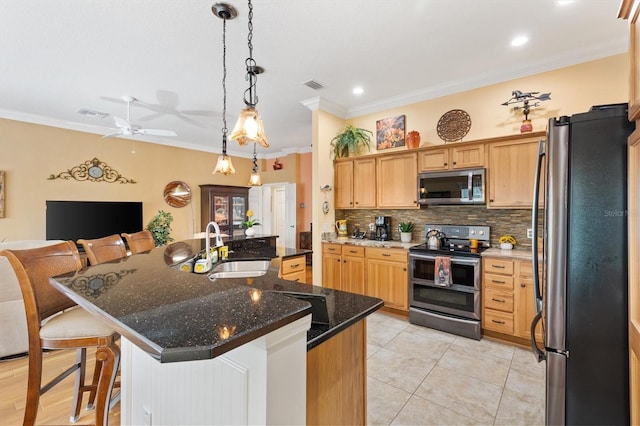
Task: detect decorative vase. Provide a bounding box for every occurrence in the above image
[400,232,412,243]
[406,130,421,149]
[245,227,255,237]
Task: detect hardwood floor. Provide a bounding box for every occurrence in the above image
[0,349,121,426]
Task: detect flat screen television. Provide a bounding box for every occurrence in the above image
[46,201,143,242]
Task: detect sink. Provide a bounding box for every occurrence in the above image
[207,260,271,280]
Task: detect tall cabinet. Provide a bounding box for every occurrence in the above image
[619,2,640,423]
[200,185,249,237]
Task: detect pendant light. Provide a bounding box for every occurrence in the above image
[230,0,269,148]
[247,143,262,186]
[213,3,237,175]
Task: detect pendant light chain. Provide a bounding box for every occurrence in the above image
[244,0,257,107]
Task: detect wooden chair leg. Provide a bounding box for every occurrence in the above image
[86,357,104,410]
[94,342,121,426]
[69,348,87,423]
[23,349,43,426]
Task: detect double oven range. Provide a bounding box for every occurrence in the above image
[408,224,490,340]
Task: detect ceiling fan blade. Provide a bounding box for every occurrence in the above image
[113,116,131,130]
[137,128,178,137]
[77,108,110,119]
[102,131,124,139]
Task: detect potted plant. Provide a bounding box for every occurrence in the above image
[499,235,516,250]
[146,210,174,246]
[241,209,261,236]
[330,124,373,159]
[398,221,414,243]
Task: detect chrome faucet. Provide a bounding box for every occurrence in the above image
[195,221,224,274]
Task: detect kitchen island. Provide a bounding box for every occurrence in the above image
[50,239,382,425]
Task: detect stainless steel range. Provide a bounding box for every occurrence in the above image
[408,224,490,340]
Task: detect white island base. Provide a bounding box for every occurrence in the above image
[119,315,311,425]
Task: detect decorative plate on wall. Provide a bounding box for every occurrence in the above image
[163,181,192,208]
[437,109,472,142]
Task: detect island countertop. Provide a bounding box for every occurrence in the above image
[49,239,381,362]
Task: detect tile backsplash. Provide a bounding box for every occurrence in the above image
[337,205,540,249]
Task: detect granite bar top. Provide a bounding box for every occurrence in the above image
[49,239,380,363]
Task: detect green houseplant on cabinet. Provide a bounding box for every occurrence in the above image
[399,221,414,243]
[331,124,373,159]
[146,210,174,246]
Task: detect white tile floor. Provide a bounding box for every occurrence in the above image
[366,312,545,425]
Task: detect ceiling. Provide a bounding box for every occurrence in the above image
[0,1,628,159]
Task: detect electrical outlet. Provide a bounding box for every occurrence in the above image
[527,228,533,239]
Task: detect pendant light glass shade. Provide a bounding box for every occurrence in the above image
[230,107,269,147]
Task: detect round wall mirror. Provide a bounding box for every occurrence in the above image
[163,181,192,208]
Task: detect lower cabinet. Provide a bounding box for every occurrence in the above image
[322,243,409,311]
[279,254,308,283]
[321,243,365,294]
[482,256,542,342]
[365,247,408,311]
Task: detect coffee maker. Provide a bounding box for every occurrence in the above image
[374,216,392,241]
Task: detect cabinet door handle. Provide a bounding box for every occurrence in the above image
[491,279,506,284]
[492,319,506,325]
[289,263,300,268]
[328,248,336,251]
[348,250,358,254]
[343,260,347,263]
[489,199,494,202]
[453,161,457,165]
[492,298,505,303]
[493,265,506,269]
[521,283,526,287]
[382,253,391,257]
[293,278,300,282]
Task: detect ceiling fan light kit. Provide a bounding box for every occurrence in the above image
[230,0,270,149]
[212,3,237,175]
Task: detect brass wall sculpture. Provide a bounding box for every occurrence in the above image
[48,158,136,184]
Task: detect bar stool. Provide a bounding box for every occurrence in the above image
[121,230,155,254]
[77,234,127,266]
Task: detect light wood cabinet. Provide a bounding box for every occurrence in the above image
[365,247,408,311]
[482,256,542,343]
[279,254,308,284]
[487,135,544,209]
[419,143,484,172]
[376,152,418,208]
[334,158,376,209]
[321,243,365,294]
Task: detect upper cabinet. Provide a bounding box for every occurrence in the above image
[487,133,545,209]
[335,158,376,209]
[376,152,419,208]
[419,143,485,172]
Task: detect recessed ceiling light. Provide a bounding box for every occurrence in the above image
[511,35,529,47]
[352,86,364,95]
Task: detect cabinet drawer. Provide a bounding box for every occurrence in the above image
[483,258,514,275]
[342,246,365,257]
[365,247,407,262]
[323,244,342,255]
[483,309,514,334]
[281,256,306,274]
[485,288,514,312]
[484,273,514,290]
[282,269,307,284]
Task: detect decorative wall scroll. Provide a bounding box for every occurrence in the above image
[376,115,406,150]
[48,158,137,184]
[0,171,5,218]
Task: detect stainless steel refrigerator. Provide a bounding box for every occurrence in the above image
[531,103,632,425]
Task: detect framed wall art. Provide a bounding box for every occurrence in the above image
[376,115,406,150]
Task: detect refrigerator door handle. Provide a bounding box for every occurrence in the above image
[530,311,546,362]
[531,139,545,312]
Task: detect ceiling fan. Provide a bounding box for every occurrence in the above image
[78,96,177,139]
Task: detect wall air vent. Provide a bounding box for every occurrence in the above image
[303,80,325,90]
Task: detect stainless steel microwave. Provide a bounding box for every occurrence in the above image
[417,168,485,205]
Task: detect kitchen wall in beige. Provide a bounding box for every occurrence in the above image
[0,119,254,242]
[349,54,628,154]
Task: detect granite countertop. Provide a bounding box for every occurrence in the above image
[50,239,380,363]
[482,247,535,260]
[322,237,416,250]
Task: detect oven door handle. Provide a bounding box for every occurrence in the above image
[410,253,479,267]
